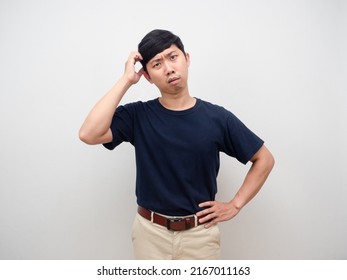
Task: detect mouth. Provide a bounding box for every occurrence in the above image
[167,76,180,84]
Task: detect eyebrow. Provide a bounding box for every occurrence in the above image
[150,51,177,64]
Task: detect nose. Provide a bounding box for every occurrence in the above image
[163,60,175,75]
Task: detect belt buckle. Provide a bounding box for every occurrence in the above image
[166,217,185,231]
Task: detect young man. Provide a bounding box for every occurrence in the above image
[79,29,275,259]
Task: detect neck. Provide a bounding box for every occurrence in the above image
[159,91,196,111]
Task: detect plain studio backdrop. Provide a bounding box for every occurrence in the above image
[0,0,346,259]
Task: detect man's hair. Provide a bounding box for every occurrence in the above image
[138,29,185,73]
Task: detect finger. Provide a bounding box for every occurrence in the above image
[133,52,143,63]
[196,208,212,217]
[127,52,141,65]
[204,219,218,229]
[198,213,214,224]
[136,52,143,60]
[198,201,215,208]
[196,201,215,218]
[133,55,140,64]
[136,67,144,75]
[198,206,221,223]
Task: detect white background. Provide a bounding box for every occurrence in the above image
[0,0,346,259]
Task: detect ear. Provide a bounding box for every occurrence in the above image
[143,71,153,84]
[185,52,190,67]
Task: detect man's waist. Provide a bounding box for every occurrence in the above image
[137,206,205,231]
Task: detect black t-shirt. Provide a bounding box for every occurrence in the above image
[104,98,264,216]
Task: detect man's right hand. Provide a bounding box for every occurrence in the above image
[123,52,144,85]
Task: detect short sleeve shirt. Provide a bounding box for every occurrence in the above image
[104,98,264,216]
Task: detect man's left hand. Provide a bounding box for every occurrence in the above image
[196,200,241,228]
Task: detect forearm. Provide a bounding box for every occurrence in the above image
[79,76,131,144]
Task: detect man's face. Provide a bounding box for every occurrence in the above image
[144,44,190,95]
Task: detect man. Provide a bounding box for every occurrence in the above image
[79,29,274,259]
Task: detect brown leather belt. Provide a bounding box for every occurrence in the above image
[137,206,202,231]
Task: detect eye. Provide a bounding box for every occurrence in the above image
[170,54,178,60]
[153,62,161,68]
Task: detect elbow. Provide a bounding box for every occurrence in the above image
[265,145,275,172]
[269,153,275,172]
[79,129,95,145]
[265,151,275,175]
[79,127,110,145]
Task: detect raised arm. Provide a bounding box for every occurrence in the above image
[79,52,144,145]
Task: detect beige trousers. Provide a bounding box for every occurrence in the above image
[131,213,221,260]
